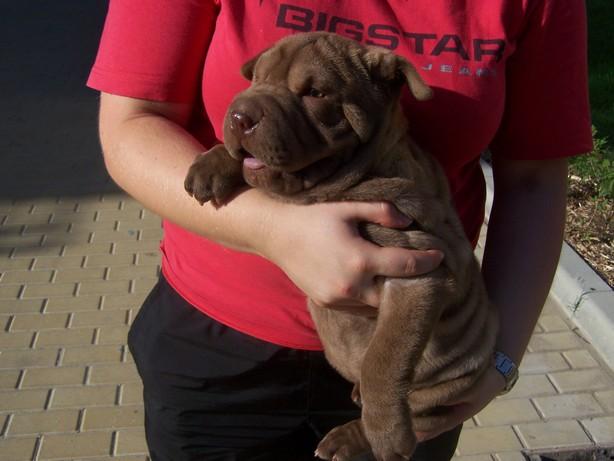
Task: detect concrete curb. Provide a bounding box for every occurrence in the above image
[481,160,614,370]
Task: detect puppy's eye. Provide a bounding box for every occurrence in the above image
[306,87,325,98]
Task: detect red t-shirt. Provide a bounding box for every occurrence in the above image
[88,0,592,350]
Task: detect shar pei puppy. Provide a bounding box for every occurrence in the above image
[185,32,498,461]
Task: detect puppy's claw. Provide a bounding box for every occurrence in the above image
[317,420,373,461]
[351,383,362,408]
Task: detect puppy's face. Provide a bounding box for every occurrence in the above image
[223,32,431,195]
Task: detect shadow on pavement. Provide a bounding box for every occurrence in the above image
[0,1,119,199]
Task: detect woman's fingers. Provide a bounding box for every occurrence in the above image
[266,200,443,310]
[344,201,413,229]
[328,247,443,308]
[372,247,444,278]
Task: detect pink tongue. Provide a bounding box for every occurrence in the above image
[243,156,265,170]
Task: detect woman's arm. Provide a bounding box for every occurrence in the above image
[99,93,276,253]
[483,155,568,363]
[416,155,568,440]
[98,93,443,308]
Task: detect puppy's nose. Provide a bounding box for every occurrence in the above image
[230,111,258,135]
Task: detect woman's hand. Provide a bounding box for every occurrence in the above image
[415,367,506,442]
[259,200,444,311]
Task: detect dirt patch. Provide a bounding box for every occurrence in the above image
[565,175,613,287]
[525,446,614,461]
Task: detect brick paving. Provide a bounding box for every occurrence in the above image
[0,196,612,461]
[0,195,157,461]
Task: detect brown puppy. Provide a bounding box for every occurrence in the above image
[185,32,498,461]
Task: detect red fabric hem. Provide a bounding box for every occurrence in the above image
[87,66,194,103]
[490,140,594,161]
[160,264,324,352]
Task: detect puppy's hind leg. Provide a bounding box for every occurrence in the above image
[360,274,451,461]
[315,419,374,461]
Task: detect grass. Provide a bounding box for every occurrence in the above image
[568,0,614,199]
[569,127,614,198]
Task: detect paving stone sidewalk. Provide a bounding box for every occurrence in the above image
[0,194,613,461]
[0,194,159,461]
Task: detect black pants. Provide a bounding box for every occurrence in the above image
[128,277,461,461]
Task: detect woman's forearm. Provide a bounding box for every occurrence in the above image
[98,95,278,255]
[481,157,568,364]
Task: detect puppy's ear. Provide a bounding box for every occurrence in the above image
[240,45,279,81]
[397,57,433,101]
[240,53,261,81]
[363,49,433,101]
[343,102,373,142]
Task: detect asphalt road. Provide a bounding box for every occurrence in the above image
[0,1,118,198]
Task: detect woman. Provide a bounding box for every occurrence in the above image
[87,1,592,460]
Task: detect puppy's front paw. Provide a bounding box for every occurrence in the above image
[362,407,416,461]
[184,145,244,207]
[184,160,225,206]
